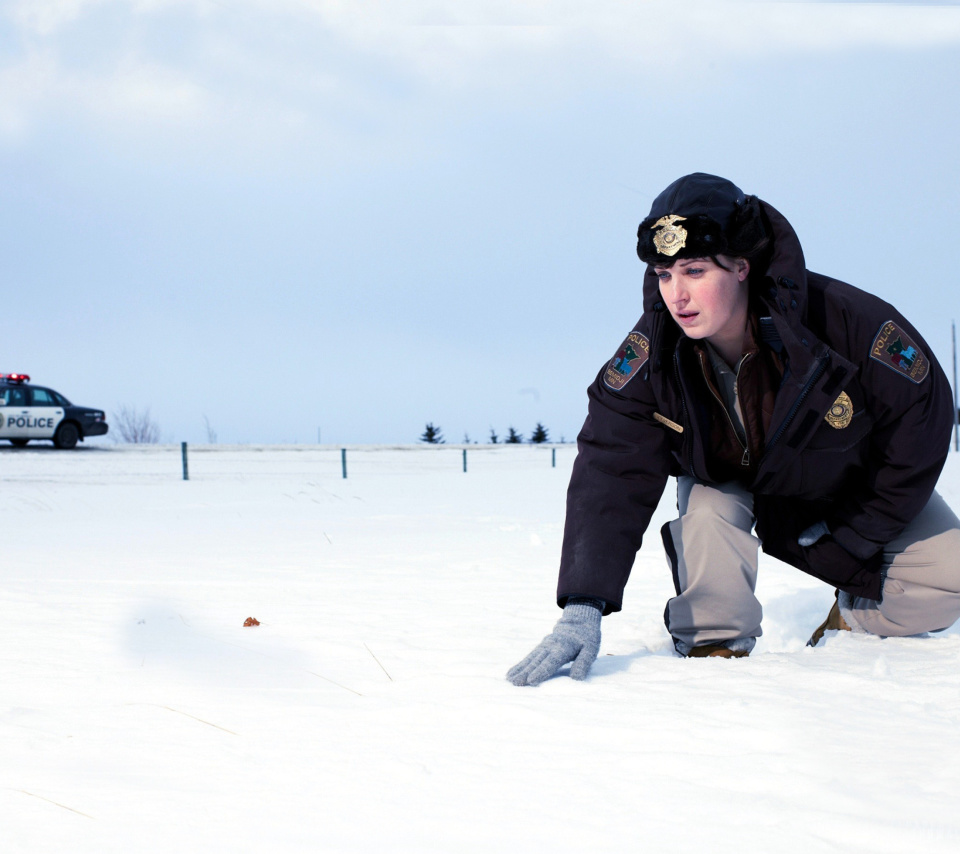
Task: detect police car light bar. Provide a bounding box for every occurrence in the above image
[1,373,31,383]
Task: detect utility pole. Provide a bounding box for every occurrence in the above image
[953,321,958,452]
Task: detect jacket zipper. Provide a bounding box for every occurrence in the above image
[765,354,829,451]
[699,350,753,467]
[673,350,696,478]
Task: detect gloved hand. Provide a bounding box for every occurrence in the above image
[798,520,830,547]
[506,599,602,686]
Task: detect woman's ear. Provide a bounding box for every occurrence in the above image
[737,258,750,282]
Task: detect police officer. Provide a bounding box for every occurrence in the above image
[508,173,960,686]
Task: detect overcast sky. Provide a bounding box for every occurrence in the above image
[2,0,960,445]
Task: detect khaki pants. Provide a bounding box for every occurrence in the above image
[663,477,960,652]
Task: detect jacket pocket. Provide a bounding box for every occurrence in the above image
[799,408,873,498]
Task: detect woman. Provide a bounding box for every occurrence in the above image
[508,172,960,686]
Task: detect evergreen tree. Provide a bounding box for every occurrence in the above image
[421,422,445,444]
[489,428,499,444]
[505,426,523,444]
[530,422,549,444]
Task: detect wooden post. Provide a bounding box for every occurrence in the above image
[181,442,189,481]
[341,448,347,479]
[552,447,556,468]
[463,448,467,473]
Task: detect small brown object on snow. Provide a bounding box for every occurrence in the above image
[243,617,260,627]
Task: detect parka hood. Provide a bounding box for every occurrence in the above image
[637,175,811,374]
[640,178,808,318]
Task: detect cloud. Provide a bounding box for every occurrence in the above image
[1,0,959,155]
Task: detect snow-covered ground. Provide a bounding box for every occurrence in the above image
[3,443,960,853]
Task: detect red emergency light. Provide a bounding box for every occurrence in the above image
[1,373,30,383]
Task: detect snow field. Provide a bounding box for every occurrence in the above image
[2,444,960,852]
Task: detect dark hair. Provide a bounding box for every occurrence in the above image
[653,255,731,271]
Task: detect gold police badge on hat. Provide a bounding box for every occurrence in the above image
[825,391,853,429]
[651,215,687,257]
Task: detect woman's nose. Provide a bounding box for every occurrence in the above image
[664,281,687,305]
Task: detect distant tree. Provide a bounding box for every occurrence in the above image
[113,406,161,444]
[530,422,549,444]
[505,426,523,444]
[421,422,445,444]
[203,414,218,444]
[463,432,471,444]
[489,428,499,444]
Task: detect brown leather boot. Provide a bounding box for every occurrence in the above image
[807,600,851,647]
[686,643,750,659]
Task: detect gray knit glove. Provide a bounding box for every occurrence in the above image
[506,599,602,686]
[798,520,830,547]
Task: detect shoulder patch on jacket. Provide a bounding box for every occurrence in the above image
[603,331,650,390]
[869,321,929,384]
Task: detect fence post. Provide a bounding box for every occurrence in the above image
[552,447,556,468]
[341,448,347,479]
[181,441,189,481]
[463,448,467,473]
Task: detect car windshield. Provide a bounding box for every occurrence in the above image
[53,390,72,406]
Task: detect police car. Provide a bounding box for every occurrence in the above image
[0,374,108,449]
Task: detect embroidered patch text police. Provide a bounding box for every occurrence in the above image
[870,321,929,383]
[603,331,650,390]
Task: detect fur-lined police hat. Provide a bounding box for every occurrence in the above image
[636,173,769,266]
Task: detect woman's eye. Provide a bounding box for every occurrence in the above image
[657,272,670,281]
[687,268,703,276]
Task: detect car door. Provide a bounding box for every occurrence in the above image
[0,385,30,438]
[27,387,65,439]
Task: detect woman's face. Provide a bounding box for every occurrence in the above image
[655,255,750,356]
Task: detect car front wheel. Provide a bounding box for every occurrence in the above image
[54,422,80,450]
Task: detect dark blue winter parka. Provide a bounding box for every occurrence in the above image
[557,198,953,613]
